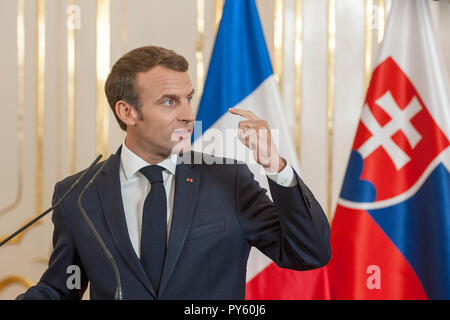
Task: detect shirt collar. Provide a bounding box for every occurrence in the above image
[120,140,177,181]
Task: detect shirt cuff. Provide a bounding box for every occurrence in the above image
[265,162,297,187]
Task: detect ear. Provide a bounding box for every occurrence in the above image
[115,100,138,127]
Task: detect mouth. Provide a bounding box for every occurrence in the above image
[170,128,192,154]
[172,128,192,139]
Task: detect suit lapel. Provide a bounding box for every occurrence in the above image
[158,159,201,297]
[95,149,156,297]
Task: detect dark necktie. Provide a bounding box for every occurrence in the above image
[139,165,167,294]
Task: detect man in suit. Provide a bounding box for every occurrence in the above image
[18,46,331,300]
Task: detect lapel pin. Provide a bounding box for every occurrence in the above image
[186,178,193,183]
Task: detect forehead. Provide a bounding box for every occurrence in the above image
[137,65,192,98]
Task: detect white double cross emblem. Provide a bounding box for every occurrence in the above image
[358,91,422,170]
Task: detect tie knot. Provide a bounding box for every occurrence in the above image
[140,165,164,184]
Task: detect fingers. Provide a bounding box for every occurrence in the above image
[229,107,281,171]
[237,120,269,129]
[236,119,270,146]
[237,120,255,130]
[228,107,259,121]
[229,108,266,131]
[237,128,255,150]
[237,126,270,151]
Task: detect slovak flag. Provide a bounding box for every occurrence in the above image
[193,0,331,299]
[328,0,450,299]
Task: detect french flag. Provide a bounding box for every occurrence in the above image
[192,0,331,299]
[328,0,450,299]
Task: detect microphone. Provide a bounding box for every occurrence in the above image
[0,154,103,248]
[77,155,123,300]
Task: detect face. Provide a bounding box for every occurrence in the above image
[121,65,195,161]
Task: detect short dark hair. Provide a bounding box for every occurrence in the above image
[105,46,189,131]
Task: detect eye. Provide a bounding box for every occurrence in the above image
[162,99,174,107]
[186,96,192,104]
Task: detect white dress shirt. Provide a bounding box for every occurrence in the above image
[119,141,296,258]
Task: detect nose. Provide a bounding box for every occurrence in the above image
[178,100,195,124]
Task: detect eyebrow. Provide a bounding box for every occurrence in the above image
[156,89,195,104]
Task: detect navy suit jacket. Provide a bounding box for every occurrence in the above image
[18,148,331,300]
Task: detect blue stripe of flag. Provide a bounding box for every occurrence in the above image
[195,0,273,136]
[368,163,450,299]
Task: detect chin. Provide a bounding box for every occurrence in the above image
[170,139,192,155]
